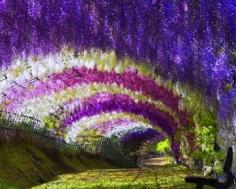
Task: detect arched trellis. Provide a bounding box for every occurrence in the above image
[0,49,195,162]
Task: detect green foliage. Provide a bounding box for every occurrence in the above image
[76,129,102,144]
[76,129,103,153]
[43,116,58,130]
[176,85,224,175]
[156,139,171,154]
[193,109,225,175]
[177,85,224,174]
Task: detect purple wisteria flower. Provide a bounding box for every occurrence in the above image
[121,128,165,144]
[63,92,178,135]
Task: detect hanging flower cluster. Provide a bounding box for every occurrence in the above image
[92,119,151,137]
[63,92,177,135]
[65,112,154,142]
[121,128,165,144]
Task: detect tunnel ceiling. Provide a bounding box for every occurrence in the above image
[0,1,235,160]
[0,50,187,148]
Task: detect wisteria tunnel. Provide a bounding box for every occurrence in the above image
[0,1,235,188]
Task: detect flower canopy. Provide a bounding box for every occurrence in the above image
[0,49,190,159]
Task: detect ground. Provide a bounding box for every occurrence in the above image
[32,158,208,189]
[0,132,210,189]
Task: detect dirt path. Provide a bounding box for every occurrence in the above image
[141,155,172,168]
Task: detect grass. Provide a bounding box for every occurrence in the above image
[0,132,115,189]
[32,164,211,189]
[0,180,19,189]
